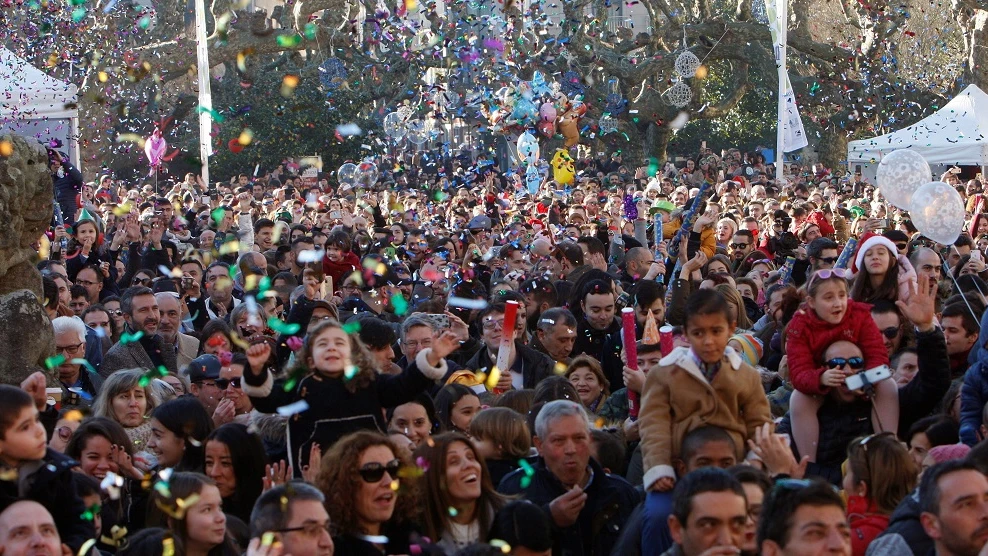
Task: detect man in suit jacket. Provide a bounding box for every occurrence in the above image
[156,292,201,370]
[100,286,178,377]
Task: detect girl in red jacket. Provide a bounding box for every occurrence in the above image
[786,268,894,462]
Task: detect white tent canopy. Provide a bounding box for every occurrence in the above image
[848,84,988,168]
[0,47,80,168]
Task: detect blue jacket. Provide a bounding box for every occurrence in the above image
[961,349,988,446]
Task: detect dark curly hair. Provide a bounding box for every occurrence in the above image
[315,431,418,536]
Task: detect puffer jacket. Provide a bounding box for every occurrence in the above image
[866,489,930,556]
[848,496,890,556]
[777,396,873,484]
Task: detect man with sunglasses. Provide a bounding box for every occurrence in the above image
[730,230,756,272]
[807,237,839,274]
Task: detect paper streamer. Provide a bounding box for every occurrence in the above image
[494,301,519,393]
[448,296,489,310]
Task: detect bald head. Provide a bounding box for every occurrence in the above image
[531,238,553,258]
[910,246,943,287]
[626,247,653,277]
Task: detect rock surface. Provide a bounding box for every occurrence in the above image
[0,134,56,384]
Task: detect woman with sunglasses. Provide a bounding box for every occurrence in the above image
[785,268,894,465]
[842,433,917,556]
[316,431,422,555]
[412,432,508,553]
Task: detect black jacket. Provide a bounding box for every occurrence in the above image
[498,457,640,556]
[0,448,94,553]
[897,327,952,438]
[777,397,873,485]
[466,340,555,390]
[572,317,622,369]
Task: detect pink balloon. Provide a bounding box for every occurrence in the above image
[145,129,167,169]
[540,102,557,122]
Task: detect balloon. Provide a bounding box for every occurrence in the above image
[337,163,359,185]
[357,160,379,187]
[526,164,541,195]
[551,149,575,185]
[227,139,243,154]
[876,149,931,210]
[516,131,540,165]
[537,120,556,138]
[406,120,430,146]
[540,102,557,122]
[910,181,965,245]
[383,112,408,138]
[557,101,584,148]
[145,129,167,174]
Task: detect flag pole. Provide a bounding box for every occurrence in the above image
[194,0,213,187]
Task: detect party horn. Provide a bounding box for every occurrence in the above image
[494,300,520,393]
[834,237,858,270]
[622,308,640,419]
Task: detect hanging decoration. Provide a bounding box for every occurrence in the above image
[674,50,701,78]
[664,82,693,108]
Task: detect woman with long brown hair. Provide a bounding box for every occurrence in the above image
[412,432,509,552]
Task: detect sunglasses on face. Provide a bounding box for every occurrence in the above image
[880,326,900,339]
[826,357,865,370]
[214,377,241,389]
[815,256,838,264]
[730,243,749,249]
[358,459,401,483]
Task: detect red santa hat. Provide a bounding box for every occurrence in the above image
[852,232,898,274]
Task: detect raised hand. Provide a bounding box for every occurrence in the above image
[301,443,322,484]
[246,343,272,375]
[19,371,48,412]
[262,460,290,491]
[896,271,937,331]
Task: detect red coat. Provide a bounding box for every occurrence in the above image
[322,250,360,293]
[785,300,889,396]
[847,496,890,556]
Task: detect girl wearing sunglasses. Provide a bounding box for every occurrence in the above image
[786,268,895,465]
[316,431,421,555]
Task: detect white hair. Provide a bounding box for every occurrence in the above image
[534,399,590,440]
[52,316,86,344]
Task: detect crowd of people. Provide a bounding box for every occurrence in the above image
[7,144,988,556]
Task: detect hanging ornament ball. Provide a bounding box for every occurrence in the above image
[664,82,693,108]
[675,50,701,78]
[694,65,708,79]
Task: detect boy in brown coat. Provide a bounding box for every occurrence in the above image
[638,289,773,556]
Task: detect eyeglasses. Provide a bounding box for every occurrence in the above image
[214,377,241,389]
[815,256,838,264]
[880,326,900,339]
[357,459,401,483]
[275,521,338,538]
[56,425,74,442]
[895,243,908,250]
[107,309,123,316]
[826,357,865,370]
[482,318,524,332]
[76,279,100,287]
[730,243,749,249]
[55,342,85,355]
[402,339,432,350]
[132,276,152,285]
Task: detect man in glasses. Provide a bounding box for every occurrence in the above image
[51,316,104,409]
[101,286,178,377]
[730,230,756,272]
[806,237,839,274]
[249,483,335,556]
[466,300,555,391]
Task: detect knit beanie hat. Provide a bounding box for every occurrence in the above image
[729,333,763,366]
[852,231,898,275]
[927,443,971,464]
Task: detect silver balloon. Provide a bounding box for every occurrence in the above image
[357,160,379,187]
[337,163,359,185]
[383,112,408,138]
[876,149,931,210]
[406,120,430,146]
[909,181,965,245]
[516,131,540,164]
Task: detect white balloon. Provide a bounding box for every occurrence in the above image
[516,131,539,165]
[383,112,408,138]
[406,120,430,146]
[337,163,359,185]
[909,181,965,245]
[876,149,931,210]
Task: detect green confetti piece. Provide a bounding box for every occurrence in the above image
[196,106,225,123]
[277,34,303,47]
[70,358,97,374]
[71,7,87,22]
[283,377,298,392]
[120,331,144,345]
[391,293,409,316]
[303,23,318,40]
[342,321,362,334]
[258,276,272,295]
[267,317,300,335]
[211,207,226,227]
[344,364,359,380]
[45,354,66,370]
